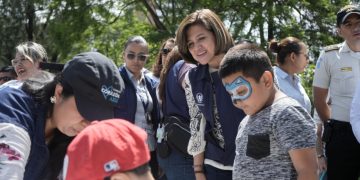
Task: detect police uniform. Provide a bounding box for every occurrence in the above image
[313,42,360,179]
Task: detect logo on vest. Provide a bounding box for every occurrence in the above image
[195,92,204,105]
[101,85,120,103]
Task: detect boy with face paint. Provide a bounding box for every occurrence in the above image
[219,45,318,180]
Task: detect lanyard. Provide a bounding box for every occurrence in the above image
[137,86,149,113]
[137,86,153,124]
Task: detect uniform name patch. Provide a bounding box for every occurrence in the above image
[340,67,352,72]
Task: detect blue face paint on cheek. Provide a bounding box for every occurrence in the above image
[224,76,253,103]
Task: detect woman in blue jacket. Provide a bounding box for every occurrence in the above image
[0,52,124,179]
[114,35,161,179]
[176,9,246,180]
[157,46,196,180]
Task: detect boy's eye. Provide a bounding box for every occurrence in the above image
[344,22,352,27]
[237,86,249,96]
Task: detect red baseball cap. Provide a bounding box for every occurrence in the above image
[63,119,150,180]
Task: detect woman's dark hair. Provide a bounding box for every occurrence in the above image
[268,37,305,65]
[176,9,234,64]
[21,70,75,179]
[151,38,175,78]
[158,46,183,103]
[21,70,74,118]
[123,35,148,51]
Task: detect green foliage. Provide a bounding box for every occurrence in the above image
[0,0,354,72]
[2,0,359,116]
[74,15,166,68]
[0,0,27,65]
[299,63,315,113]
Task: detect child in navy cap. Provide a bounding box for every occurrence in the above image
[0,52,124,179]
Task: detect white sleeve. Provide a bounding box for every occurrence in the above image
[184,73,206,156]
[313,51,331,89]
[0,122,31,179]
[350,81,360,143]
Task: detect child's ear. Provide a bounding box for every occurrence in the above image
[261,71,273,88]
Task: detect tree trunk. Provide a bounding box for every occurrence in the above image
[25,0,35,41]
[267,0,274,41]
[141,0,167,32]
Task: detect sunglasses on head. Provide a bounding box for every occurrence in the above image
[161,48,171,55]
[126,53,149,62]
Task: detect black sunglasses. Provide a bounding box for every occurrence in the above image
[126,53,149,61]
[161,48,172,55]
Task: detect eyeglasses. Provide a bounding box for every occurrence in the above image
[298,52,309,60]
[161,48,172,55]
[126,53,149,62]
[11,58,31,66]
[0,76,14,82]
[223,76,252,103]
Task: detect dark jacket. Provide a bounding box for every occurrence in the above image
[163,60,193,122]
[0,85,49,180]
[114,66,161,130]
[188,64,245,166]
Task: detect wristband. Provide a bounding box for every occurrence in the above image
[194,170,204,174]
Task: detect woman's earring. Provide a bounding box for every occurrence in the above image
[50,96,56,104]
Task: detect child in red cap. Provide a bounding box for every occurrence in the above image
[63,119,154,180]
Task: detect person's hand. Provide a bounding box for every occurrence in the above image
[195,171,206,180]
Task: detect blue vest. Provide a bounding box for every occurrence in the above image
[114,66,161,129]
[163,60,191,122]
[0,86,49,180]
[188,64,245,166]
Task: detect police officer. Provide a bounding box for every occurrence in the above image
[313,4,360,180]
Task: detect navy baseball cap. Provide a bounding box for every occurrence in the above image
[337,4,360,27]
[62,52,124,121]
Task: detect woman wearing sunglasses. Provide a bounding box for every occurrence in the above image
[151,38,175,81]
[269,37,311,113]
[176,9,246,180]
[0,66,17,85]
[114,35,162,179]
[269,37,327,174]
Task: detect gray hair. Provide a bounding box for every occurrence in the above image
[16,41,48,63]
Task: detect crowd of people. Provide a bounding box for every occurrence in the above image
[0,4,360,180]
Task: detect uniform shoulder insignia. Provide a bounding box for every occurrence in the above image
[324,44,341,52]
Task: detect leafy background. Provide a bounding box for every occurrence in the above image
[0,0,358,113]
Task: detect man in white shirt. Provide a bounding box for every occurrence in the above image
[313,4,360,180]
[350,81,360,143]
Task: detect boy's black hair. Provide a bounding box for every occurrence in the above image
[219,45,273,82]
